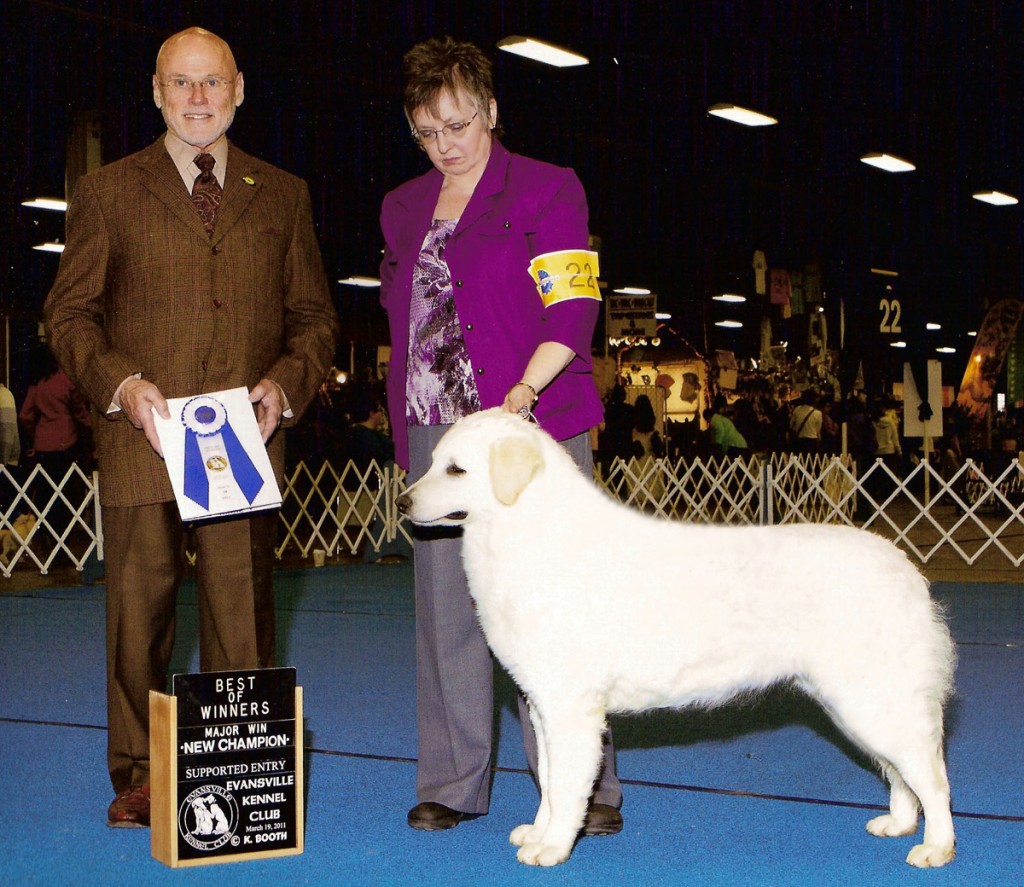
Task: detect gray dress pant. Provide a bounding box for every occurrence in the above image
[408,423,621,814]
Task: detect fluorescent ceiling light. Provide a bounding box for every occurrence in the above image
[338,276,381,287]
[612,286,651,295]
[973,190,1019,206]
[707,103,777,127]
[890,340,907,348]
[655,312,672,320]
[936,346,956,354]
[860,153,916,173]
[32,241,64,253]
[22,197,67,211]
[714,320,743,328]
[712,293,746,303]
[926,322,942,330]
[497,36,588,68]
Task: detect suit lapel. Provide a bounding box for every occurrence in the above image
[133,138,263,244]
[453,140,510,236]
[212,144,263,245]
[133,139,210,239]
[392,170,442,255]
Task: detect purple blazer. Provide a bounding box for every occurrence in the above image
[380,140,604,468]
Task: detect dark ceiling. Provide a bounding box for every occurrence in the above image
[6,0,1024,387]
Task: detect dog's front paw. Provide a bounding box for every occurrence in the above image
[516,841,571,867]
[906,842,955,868]
[865,813,917,838]
[509,823,542,847]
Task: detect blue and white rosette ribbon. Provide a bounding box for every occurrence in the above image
[181,395,264,510]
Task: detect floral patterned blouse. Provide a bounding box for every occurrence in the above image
[406,218,481,425]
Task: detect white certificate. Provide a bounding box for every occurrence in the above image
[153,387,282,521]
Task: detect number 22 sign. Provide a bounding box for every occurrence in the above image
[879,297,902,334]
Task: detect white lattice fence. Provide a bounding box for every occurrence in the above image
[0,463,100,577]
[277,459,414,559]
[3,453,1023,577]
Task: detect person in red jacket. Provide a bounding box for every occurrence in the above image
[19,351,92,503]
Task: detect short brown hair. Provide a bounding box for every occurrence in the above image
[402,36,501,135]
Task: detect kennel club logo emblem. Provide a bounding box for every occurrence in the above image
[178,785,240,851]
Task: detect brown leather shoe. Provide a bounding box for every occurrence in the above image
[407,801,472,831]
[583,802,623,836]
[107,784,151,828]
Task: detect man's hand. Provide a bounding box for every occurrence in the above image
[249,378,285,442]
[119,378,170,457]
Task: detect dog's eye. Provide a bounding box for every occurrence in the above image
[446,463,466,476]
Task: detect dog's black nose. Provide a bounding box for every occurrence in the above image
[396,493,411,514]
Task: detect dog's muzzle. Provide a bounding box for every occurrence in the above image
[396,492,468,524]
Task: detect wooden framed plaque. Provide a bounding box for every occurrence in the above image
[150,667,304,867]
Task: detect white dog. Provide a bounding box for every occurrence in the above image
[398,408,956,869]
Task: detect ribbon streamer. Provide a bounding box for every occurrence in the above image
[181,396,265,510]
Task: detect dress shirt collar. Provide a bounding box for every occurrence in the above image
[163,131,229,192]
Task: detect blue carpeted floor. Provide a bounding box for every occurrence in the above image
[0,565,1021,885]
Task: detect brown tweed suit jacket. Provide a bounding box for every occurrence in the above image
[44,137,339,507]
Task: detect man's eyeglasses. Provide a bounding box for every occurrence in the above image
[161,78,235,93]
[412,111,480,144]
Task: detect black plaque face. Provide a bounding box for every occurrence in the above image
[172,668,299,860]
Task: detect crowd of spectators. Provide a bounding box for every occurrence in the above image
[595,369,1024,485]
[286,375,393,473]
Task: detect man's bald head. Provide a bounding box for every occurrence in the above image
[152,27,244,150]
[155,27,237,77]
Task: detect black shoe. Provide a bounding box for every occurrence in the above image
[407,801,471,831]
[583,802,623,836]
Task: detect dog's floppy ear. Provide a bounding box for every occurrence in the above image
[489,435,544,506]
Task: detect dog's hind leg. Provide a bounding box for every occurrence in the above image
[866,764,920,838]
[513,697,605,867]
[819,692,955,868]
[882,745,955,868]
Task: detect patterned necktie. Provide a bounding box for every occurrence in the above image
[191,153,222,235]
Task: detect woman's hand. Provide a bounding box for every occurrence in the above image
[502,382,538,418]
[502,342,576,418]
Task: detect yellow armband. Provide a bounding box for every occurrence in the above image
[528,249,602,307]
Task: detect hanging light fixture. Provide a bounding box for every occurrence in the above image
[860,153,916,173]
[338,276,381,287]
[972,190,1018,206]
[707,103,777,127]
[497,36,588,68]
[22,197,68,211]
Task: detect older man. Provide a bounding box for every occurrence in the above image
[44,26,338,827]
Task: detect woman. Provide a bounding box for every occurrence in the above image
[872,399,903,473]
[379,37,621,834]
[18,349,92,532]
[865,397,903,505]
[788,392,822,454]
[628,393,665,503]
